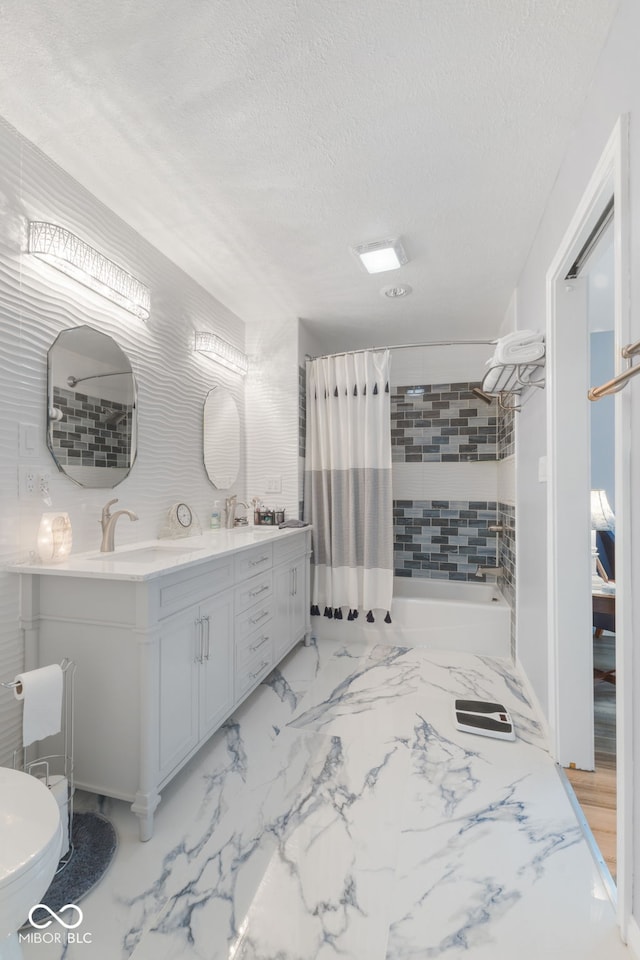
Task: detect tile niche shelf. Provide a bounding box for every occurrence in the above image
[480,359,545,410]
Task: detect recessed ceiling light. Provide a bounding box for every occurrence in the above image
[352,237,408,274]
[381,284,412,298]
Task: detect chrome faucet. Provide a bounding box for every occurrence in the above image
[224,495,250,528]
[100,498,139,552]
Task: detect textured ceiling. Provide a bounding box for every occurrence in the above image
[0,1,620,350]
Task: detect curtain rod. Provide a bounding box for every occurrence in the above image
[307,339,495,361]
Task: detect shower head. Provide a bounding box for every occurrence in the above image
[104,407,129,428]
[471,386,494,405]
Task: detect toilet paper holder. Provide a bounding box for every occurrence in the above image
[2,658,76,873]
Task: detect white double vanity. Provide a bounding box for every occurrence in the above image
[10,527,311,840]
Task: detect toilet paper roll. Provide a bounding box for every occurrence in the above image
[14,664,63,747]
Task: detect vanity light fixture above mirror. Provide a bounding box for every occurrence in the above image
[194,332,248,376]
[28,221,150,320]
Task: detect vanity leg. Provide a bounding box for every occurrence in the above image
[132,791,160,842]
[303,632,312,647]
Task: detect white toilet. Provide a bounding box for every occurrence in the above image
[0,767,63,960]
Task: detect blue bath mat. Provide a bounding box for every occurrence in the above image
[27,812,117,926]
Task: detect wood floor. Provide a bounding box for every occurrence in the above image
[565,634,616,880]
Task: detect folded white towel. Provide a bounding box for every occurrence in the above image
[483,366,503,393]
[494,340,545,365]
[486,331,545,367]
[493,329,544,347]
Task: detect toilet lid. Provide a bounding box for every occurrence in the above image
[0,768,61,885]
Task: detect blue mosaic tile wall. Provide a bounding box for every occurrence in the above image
[497,502,516,655]
[497,404,515,459]
[391,382,497,462]
[51,386,133,469]
[394,500,498,581]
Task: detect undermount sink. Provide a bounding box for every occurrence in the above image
[88,544,198,563]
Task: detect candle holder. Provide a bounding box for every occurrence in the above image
[37,513,72,563]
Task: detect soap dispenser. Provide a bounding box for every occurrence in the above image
[210,502,221,529]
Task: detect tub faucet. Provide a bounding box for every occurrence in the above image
[100,498,139,552]
[474,565,504,578]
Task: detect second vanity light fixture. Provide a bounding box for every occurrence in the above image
[194,332,248,376]
[28,221,150,320]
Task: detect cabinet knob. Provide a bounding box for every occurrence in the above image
[250,660,269,681]
[249,554,270,567]
[250,583,269,598]
[250,634,270,653]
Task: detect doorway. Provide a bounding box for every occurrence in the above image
[546,116,631,935]
[564,220,616,879]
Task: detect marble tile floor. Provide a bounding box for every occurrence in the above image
[22,635,630,960]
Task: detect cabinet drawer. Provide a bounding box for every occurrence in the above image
[235,572,272,614]
[235,545,273,581]
[273,531,309,567]
[157,558,234,619]
[235,599,273,641]
[235,647,273,700]
[236,624,273,670]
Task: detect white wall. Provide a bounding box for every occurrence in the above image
[511,0,640,928]
[245,317,300,521]
[0,117,248,763]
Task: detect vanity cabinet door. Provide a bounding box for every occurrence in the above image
[199,591,234,738]
[290,555,308,645]
[158,591,234,781]
[158,608,200,782]
[273,562,293,662]
[273,553,308,662]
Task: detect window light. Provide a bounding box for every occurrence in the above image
[28,221,150,320]
[352,237,408,274]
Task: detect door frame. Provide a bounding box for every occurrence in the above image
[546,116,631,933]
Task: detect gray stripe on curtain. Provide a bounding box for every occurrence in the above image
[305,467,393,568]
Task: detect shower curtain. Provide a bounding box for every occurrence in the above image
[304,349,393,620]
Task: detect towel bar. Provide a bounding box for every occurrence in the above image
[589,339,640,400]
[479,359,545,411]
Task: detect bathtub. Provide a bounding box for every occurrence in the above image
[312,576,511,658]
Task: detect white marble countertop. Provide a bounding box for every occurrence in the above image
[6,525,310,582]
